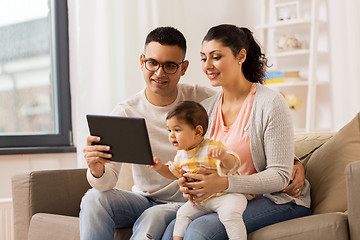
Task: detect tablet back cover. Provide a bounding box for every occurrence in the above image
[86,115,154,165]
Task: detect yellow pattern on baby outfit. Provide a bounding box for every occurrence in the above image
[167,139,241,204]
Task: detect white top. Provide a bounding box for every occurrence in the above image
[87,83,215,203]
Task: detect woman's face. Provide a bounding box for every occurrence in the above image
[200,40,241,88]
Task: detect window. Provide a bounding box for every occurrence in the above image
[0,0,73,152]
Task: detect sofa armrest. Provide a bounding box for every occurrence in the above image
[346,160,360,240]
[11,168,91,240]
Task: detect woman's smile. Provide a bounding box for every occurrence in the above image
[206,72,220,80]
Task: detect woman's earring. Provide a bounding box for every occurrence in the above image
[238,61,242,65]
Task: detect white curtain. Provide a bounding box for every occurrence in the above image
[344,0,360,121]
[69,0,154,167]
[328,0,360,130]
[69,0,246,167]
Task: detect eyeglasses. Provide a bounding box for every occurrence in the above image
[144,57,185,74]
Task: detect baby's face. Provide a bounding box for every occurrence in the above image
[167,117,198,151]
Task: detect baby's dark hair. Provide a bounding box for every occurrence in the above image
[145,26,187,56]
[166,101,208,136]
[203,24,268,84]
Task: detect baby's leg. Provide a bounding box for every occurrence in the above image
[173,200,212,239]
[206,193,248,240]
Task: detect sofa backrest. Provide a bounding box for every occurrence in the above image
[294,132,335,166]
[28,168,91,217]
[299,113,360,214]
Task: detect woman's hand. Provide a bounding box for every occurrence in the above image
[83,136,111,178]
[178,169,195,205]
[282,160,305,197]
[180,168,229,203]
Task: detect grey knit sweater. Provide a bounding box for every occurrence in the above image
[201,83,311,208]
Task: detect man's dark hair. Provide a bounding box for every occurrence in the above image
[145,26,187,55]
[166,101,208,136]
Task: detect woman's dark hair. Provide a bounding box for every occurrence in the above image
[202,24,268,84]
[166,101,208,136]
[145,26,187,56]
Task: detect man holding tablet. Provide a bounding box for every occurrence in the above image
[80,27,215,240]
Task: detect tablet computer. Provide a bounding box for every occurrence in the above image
[86,114,154,165]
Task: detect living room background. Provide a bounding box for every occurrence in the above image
[0,0,359,200]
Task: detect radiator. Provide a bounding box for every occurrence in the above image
[0,198,13,240]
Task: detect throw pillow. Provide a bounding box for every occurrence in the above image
[305,112,360,214]
[294,132,334,166]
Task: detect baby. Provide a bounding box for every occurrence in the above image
[148,101,248,240]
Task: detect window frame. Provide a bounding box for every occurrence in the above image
[0,0,74,153]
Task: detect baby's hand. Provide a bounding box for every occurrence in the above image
[208,147,227,160]
[147,157,163,171]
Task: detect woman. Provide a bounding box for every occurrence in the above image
[162,24,311,239]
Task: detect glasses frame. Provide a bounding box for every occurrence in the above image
[143,56,185,74]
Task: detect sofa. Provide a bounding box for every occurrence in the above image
[12,112,360,240]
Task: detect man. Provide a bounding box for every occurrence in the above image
[80,26,305,240]
[80,26,215,240]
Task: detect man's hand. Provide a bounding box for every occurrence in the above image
[83,136,111,178]
[282,160,305,197]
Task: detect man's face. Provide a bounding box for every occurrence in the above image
[140,42,188,105]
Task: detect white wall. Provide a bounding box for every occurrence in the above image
[0,153,77,198]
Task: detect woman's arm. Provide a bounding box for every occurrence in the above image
[183,91,295,199]
[179,168,228,203]
[179,155,305,203]
[282,159,305,197]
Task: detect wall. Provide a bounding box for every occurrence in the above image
[0,153,77,198]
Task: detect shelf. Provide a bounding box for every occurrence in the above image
[269,49,310,57]
[264,81,328,88]
[258,0,327,132]
[264,81,308,87]
[255,19,311,29]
